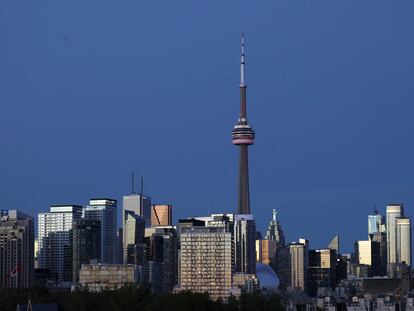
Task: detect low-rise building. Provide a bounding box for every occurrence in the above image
[78,264,139,291]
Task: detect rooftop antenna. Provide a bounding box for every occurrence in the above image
[140,174,144,196]
[131,171,135,194]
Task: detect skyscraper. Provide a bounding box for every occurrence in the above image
[0,210,34,288]
[368,208,385,235]
[178,226,233,300]
[232,33,255,215]
[386,204,403,275]
[38,205,82,282]
[369,232,387,276]
[289,239,309,291]
[327,235,340,254]
[123,194,152,226]
[151,204,172,226]
[264,209,285,247]
[396,217,411,267]
[83,199,117,264]
[307,248,336,296]
[356,239,381,276]
[234,214,256,274]
[72,219,101,282]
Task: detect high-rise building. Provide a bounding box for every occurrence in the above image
[264,209,285,247]
[178,226,233,300]
[232,33,255,215]
[307,248,336,297]
[0,210,34,288]
[256,239,277,265]
[123,194,151,227]
[234,214,256,274]
[123,211,145,263]
[368,209,385,235]
[369,232,387,276]
[396,217,411,267]
[386,204,403,276]
[356,239,381,276]
[72,219,101,282]
[38,205,82,282]
[327,235,340,254]
[83,199,117,264]
[289,239,308,291]
[151,204,172,226]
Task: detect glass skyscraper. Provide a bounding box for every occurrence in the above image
[386,204,403,272]
[368,212,384,235]
[396,217,411,267]
[83,199,117,264]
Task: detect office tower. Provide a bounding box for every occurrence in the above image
[144,226,178,293]
[232,33,255,215]
[256,239,277,265]
[368,209,385,235]
[327,235,340,254]
[396,217,411,267]
[124,211,145,261]
[369,232,387,276]
[115,228,123,264]
[356,239,381,276]
[307,249,336,297]
[234,214,256,274]
[38,205,82,282]
[0,210,34,288]
[289,239,308,291]
[179,227,232,300]
[151,204,172,226]
[386,204,403,275]
[83,198,117,264]
[264,209,285,247]
[72,219,101,282]
[123,194,151,227]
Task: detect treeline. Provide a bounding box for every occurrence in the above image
[1,285,283,311]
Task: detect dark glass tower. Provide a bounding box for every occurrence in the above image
[232,33,255,215]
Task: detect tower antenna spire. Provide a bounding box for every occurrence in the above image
[240,32,246,87]
[140,174,144,196]
[131,171,135,194]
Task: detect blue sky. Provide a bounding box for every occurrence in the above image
[1,1,413,252]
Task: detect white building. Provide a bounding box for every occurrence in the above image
[38,205,82,282]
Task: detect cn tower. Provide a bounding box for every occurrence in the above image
[232,33,255,215]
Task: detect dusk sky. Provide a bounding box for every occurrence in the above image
[1,1,414,252]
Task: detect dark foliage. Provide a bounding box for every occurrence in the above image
[2,285,282,311]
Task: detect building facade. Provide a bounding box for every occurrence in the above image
[179,227,232,300]
[72,219,101,282]
[0,210,34,288]
[83,199,117,264]
[151,204,172,226]
[234,214,256,274]
[79,264,139,291]
[396,217,411,267]
[123,211,145,263]
[256,239,277,265]
[38,205,82,282]
[289,239,309,291]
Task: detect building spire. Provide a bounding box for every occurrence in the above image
[240,32,246,87]
[273,209,277,222]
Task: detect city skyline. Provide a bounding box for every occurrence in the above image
[1,1,414,252]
